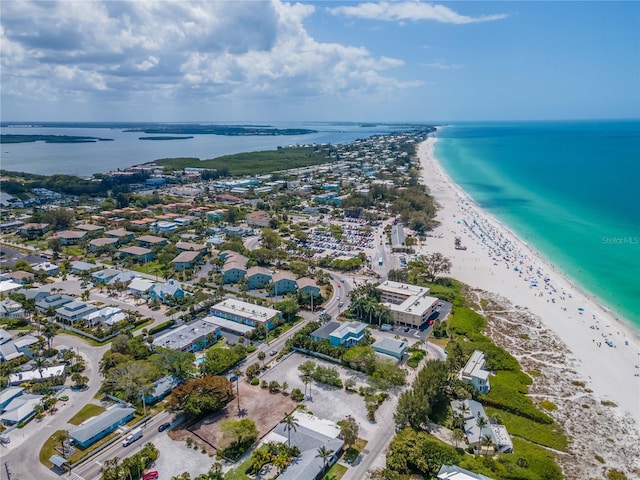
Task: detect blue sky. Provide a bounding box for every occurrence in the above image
[1,1,638,122]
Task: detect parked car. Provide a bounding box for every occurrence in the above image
[143,472,159,480]
[269,350,278,356]
[158,422,171,432]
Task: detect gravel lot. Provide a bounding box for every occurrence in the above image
[260,352,389,440]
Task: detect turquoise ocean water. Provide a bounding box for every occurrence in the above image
[435,120,640,329]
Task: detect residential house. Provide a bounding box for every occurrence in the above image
[171,251,201,271]
[106,271,137,287]
[175,241,208,253]
[222,261,247,284]
[143,375,182,404]
[0,386,24,410]
[437,465,494,480]
[18,223,49,239]
[271,271,298,295]
[1,393,43,425]
[51,230,87,245]
[69,405,136,448]
[206,209,226,221]
[371,337,408,360]
[137,235,168,249]
[0,280,23,295]
[8,364,66,386]
[104,228,134,244]
[0,299,25,319]
[128,278,155,298]
[246,267,272,290]
[70,261,100,275]
[297,277,320,297]
[91,269,120,284]
[83,307,127,328]
[56,301,98,325]
[118,246,154,263]
[150,221,178,234]
[75,224,105,237]
[451,399,513,454]
[89,237,120,252]
[266,412,344,480]
[35,293,74,313]
[32,262,61,277]
[310,321,340,342]
[245,210,272,228]
[149,279,185,304]
[458,350,491,394]
[210,298,281,329]
[0,271,34,285]
[0,329,38,362]
[152,320,220,353]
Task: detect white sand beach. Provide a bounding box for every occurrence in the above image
[417,134,640,428]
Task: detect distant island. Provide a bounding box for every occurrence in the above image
[0,134,114,144]
[138,136,194,141]
[123,125,317,136]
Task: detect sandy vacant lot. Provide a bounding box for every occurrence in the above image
[171,379,297,454]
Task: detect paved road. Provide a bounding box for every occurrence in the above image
[1,334,109,480]
[342,342,447,479]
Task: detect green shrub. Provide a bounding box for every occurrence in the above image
[149,319,175,336]
[539,400,557,411]
[291,388,304,402]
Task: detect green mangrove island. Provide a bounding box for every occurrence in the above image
[0,134,114,144]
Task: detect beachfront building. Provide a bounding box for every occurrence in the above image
[376,280,438,329]
[451,399,513,454]
[458,350,491,394]
[371,337,408,360]
[210,298,281,329]
[69,405,135,448]
[437,465,494,480]
[152,320,220,353]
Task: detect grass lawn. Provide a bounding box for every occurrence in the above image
[67,404,105,425]
[40,429,118,467]
[343,438,368,464]
[323,462,348,480]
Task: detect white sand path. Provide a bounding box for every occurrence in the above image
[418,134,640,429]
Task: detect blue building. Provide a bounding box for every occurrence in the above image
[246,267,272,290]
[149,279,186,304]
[328,322,366,347]
[271,271,297,295]
[69,405,135,448]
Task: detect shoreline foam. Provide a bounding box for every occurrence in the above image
[418,133,640,427]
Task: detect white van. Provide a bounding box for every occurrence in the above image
[123,427,143,447]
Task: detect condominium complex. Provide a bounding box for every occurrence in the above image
[376,280,438,328]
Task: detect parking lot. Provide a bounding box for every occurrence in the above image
[292,221,376,258]
[0,244,48,269]
[260,352,396,439]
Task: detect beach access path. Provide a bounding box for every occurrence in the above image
[417,135,640,428]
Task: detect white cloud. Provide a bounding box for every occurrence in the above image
[328,1,507,24]
[422,62,463,70]
[0,0,423,119]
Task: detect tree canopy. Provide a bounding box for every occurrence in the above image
[166,375,233,418]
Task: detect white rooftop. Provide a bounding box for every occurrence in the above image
[202,316,253,334]
[377,280,430,297]
[211,298,280,324]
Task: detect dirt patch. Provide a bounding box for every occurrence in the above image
[170,380,297,454]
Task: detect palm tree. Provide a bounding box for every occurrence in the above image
[452,429,465,448]
[316,445,334,473]
[280,413,299,448]
[476,416,489,453]
[42,321,57,350]
[52,430,69,456]
[481,434,494,456]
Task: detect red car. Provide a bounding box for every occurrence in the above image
[142,472,159,480]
